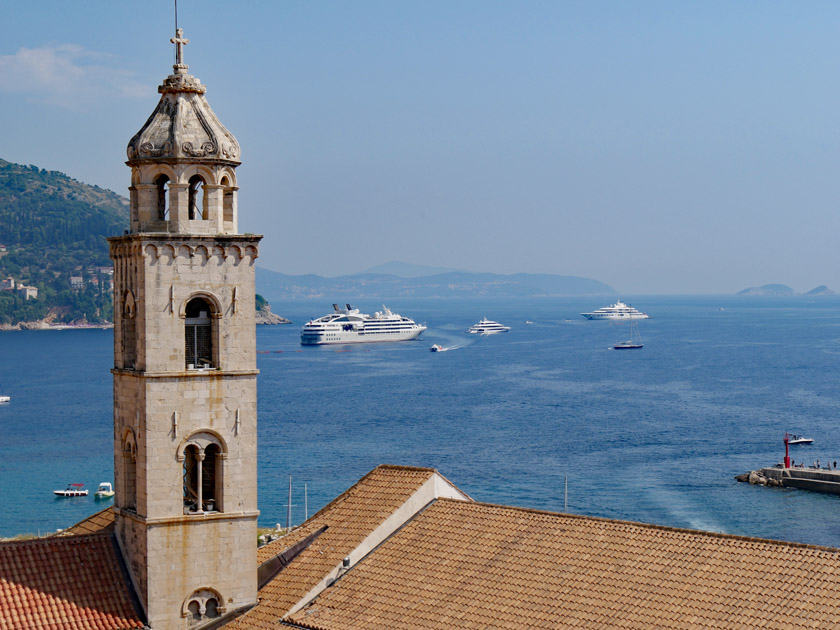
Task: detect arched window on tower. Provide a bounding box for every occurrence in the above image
[185,297,214,369]
[183,588,225,625]
[183,444,200,511]
[203,443,219,511]
[188,175,206,220]
[156,174,170,220]
[122,291,136,369]
[123,432,137,512]
[221,175,234,224]
[181,433,224,514]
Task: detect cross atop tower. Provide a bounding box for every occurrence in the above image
[171,28,189,70]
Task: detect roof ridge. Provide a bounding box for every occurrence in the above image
[0,530,113,547]
[437,497,840,553]
[373,464,438,473]
[51,505,115,537]
[300,465,437,524]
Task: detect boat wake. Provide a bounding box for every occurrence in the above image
[428,332,476,352]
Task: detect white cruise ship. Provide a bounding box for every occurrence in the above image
[466,318,511,334]
[581,301,649,320]
[300,304,426,345]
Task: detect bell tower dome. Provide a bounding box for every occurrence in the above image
[126,28,241,235]
[110,27,261,630]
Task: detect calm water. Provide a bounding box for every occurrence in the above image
[3,296,840,546]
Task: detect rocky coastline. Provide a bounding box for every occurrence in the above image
[255,303,291,325]
[2,304,290,330]
[0,319,112,331]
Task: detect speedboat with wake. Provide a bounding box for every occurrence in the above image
[301,304,426,345]
[466,318,510,334]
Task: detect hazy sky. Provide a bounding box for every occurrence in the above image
[2,1,840,294]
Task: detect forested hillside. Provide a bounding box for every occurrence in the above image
[0,158,128,325]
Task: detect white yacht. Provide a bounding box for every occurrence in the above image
[301,304,426,345]
[466,318,511,334]
[581,301,649,320]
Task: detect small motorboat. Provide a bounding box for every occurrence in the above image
[0,395,9,403]
[95,482,115,499]
[788,434,813,445]
[54,483,88,497]
[429,344,444,352]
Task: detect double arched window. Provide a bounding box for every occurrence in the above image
[182,588,225,625]
[180,432,225,514]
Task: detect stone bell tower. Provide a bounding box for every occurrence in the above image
[109,28,260,630]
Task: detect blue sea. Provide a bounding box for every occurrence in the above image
[3,296,840,547]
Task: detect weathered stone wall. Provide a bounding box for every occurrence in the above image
[145,515,258,629]
[110,233,262,629]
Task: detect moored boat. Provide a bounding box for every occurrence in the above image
[95,482,115,499]
[613,320,643,350]
[54,483,88,497]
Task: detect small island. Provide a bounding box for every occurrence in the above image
[255,294,291,325]
[736,284,834,296]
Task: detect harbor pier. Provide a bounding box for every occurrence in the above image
[758,465,840,495]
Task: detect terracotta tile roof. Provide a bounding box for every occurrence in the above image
[0,532,144,630]
[285,498,840,630]
[53,507,115,537]
[231,465,441,630]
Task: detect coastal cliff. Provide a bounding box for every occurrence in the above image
[256,303,291,325]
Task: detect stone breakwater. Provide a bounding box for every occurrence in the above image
[736,466,840,495]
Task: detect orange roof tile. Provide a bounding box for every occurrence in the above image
[231,465,440,630]
[285,499,840,630]
[0,532,144,630]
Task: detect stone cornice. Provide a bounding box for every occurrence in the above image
[107,233,263,245]
[115,507,259,526]
[112,369,259,378]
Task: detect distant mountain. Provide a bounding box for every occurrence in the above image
[737,284,795,296]
[256,268,615,300]
[804,285,835,296]
[361,261,464,277]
